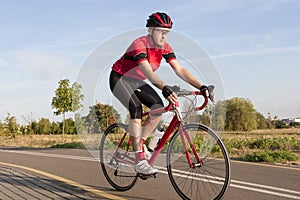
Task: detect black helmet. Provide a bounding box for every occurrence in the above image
[146,12,173,29]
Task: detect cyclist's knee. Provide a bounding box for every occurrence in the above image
[129,104,142,119]
[130,118,141,124]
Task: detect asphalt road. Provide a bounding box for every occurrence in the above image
[0,147,300,200]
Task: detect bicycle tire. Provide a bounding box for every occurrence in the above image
[167,123,231,200]
[100,123,138,191]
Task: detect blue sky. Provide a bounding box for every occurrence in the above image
[1,0,300,124]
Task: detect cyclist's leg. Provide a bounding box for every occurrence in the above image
[140,114,160,160]
[128,118,142,153]
[135,83,164,140]
[109,71,157,175]
[141,115,161,140]
[109,71,144,154]
[129,118,158,174]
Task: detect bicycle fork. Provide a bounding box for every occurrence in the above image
[178,124,203,168]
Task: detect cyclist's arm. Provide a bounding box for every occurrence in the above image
[169,59,202,89]
[139,60,178,103]
[139,60,166,90]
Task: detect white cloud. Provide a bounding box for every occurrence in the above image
[14,50,76,81]
[211,45,300,59]
[0,58,9,67]
[0,50,79,123]
[170,0,293,16]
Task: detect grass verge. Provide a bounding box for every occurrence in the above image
[1,128,299,165]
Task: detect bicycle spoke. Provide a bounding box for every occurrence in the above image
[100,123,138,191]
[167,123,231,200]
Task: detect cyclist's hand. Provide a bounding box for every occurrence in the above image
[200,85,209,98]
[200,85,215,102]
[162,85,178,104]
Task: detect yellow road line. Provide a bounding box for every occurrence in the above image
[0,161,126,200]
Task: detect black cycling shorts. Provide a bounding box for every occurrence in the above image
[109,70,164,119]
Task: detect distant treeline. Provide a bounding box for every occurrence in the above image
[1,97,299,136]
[0,103,121,136]
[198,97,300,131]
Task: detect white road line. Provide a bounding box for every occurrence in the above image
[1,149,300,199]
[156,167,300,200]
[0,149,98,161]
[229,183,300,200]
[231,179,300,196]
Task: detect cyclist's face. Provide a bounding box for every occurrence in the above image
[149,27,170,47]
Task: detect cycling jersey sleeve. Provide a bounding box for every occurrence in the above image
[127,37,148,64]
[163,52,176,62]
[134,52,147,63]
[163,43,176,63]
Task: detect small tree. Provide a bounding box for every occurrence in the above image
[51,79,84,140]
[51,121,61,134]
[256,112,267,129]
[266,112,275,129]
[0,120,4,135]
[37,118,52,134]
[85,103,121,133]
[225,97,257,131]
[3,112,19,137]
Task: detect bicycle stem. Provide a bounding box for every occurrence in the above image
[173,102,183,121]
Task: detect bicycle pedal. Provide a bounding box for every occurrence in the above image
[138,172,157,180]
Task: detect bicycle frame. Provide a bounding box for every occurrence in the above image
[148,91,208,167]
[101,86,231,199]
[113,91,209,168]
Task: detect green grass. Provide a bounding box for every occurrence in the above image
[51,141,85,149]
[223,136,300,151]
[1,128,300,164]
[222,136,300,163]
[242,150,299,163]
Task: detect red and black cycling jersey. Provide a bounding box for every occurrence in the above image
[112,35,176,80]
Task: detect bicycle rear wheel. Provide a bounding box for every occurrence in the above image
[167,123,231,200]
[100,123,138,191]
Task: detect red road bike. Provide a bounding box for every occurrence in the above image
[100,86,231,200]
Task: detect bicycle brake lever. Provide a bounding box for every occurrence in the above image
[171,85,180,94]
[208,85,215,103]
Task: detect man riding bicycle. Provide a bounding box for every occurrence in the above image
[109,12,209,175]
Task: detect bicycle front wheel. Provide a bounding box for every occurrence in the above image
[100,123,138,191]
[167,123,231,200]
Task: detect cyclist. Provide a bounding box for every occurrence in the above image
[109,12,209,175]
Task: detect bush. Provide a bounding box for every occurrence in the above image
[224,138,248,153]
[249,138,280,150]
[248,137,300,151]
[242,150,298,163]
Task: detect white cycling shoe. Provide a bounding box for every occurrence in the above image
[134,160,158,175]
